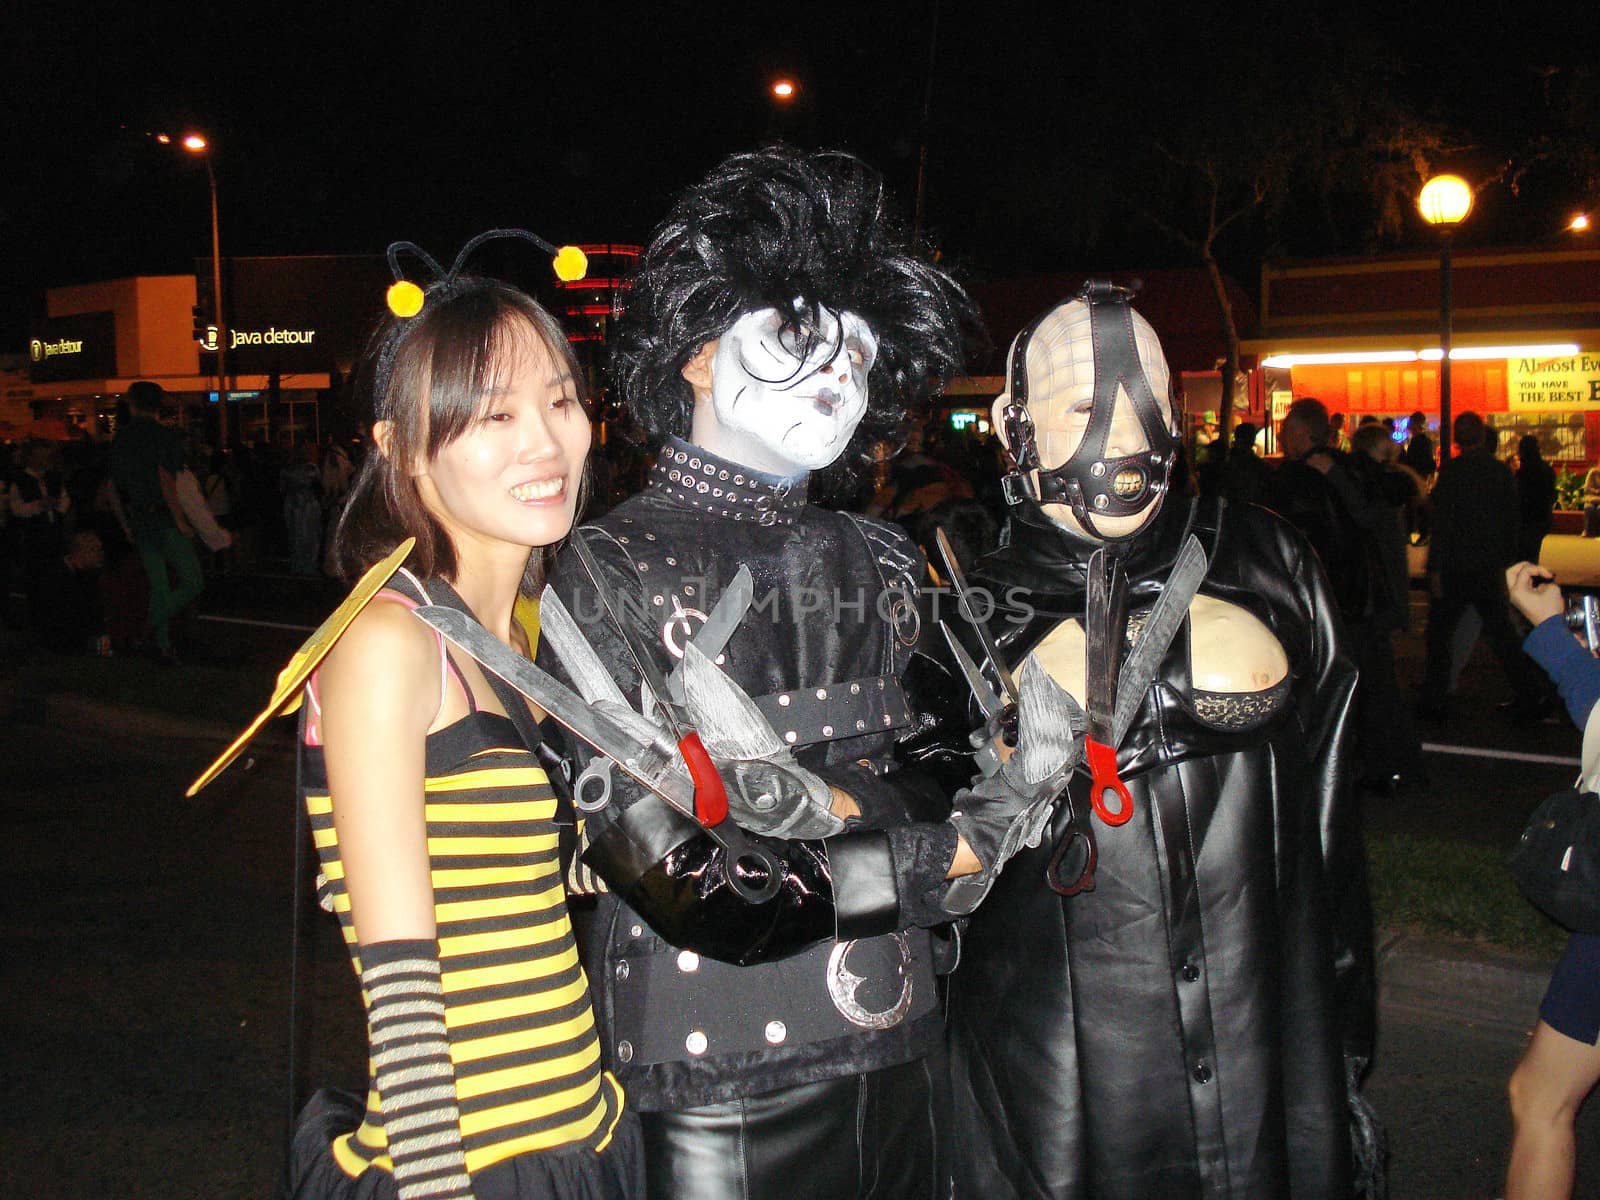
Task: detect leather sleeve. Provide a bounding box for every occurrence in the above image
[581,789,922,966]
[1281,522,1375,1065]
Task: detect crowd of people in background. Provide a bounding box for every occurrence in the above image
[0,381,362,660]
[0,386,1574,771]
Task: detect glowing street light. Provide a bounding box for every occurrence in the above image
[1571,213,1592,232]
[1417,174,1473,227]
[1418,174,1474,460]
[771,79,796,100]
[178,132,229,443]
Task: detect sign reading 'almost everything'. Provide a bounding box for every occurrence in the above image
[1508,353,1600,411]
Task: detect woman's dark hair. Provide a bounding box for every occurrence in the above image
[611,145,977,479]
[333,274,588,593]
[1518,434,1545,465]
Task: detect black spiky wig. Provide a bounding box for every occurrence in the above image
[611,145,976,478]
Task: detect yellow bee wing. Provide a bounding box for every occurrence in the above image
[186,538,415,796]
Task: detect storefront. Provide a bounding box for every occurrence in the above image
[1242,247,1600,463]
[18,256,391,446]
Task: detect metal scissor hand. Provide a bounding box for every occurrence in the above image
[940,620,1010,779]
[543,556,757,814]
[416,603,783,905]
[1082,534,1209,827]
[935,527,1018,704]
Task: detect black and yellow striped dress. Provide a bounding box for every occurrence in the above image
[298,634,630,1194]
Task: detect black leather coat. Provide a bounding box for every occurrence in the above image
[946,494,1374,1199]
[541,442,962,1113]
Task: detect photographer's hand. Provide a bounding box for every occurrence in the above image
[1506,561,1564,625]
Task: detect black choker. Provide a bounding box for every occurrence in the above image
[649,438,809,526]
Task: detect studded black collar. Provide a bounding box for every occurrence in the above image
[649,437,810,526]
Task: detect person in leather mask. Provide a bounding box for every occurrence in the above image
[539,147,1078,1200]
[944,283,1382,1199]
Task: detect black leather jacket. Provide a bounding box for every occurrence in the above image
[945,494,1375,1199]
[541,440,964,1112]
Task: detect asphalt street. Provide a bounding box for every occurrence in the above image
[7,577,1600,1197]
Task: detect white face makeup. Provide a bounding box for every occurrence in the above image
[701,304,879,475]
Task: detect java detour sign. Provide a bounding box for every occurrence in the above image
[1508,353,1600,411]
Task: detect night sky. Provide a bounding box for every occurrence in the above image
[5,0,1597,350]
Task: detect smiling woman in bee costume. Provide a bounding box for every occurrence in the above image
[945,283,1382,1199]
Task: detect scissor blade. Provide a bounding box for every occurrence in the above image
[414,605,695,813]
[935,526,1019,703]
[1083,549,1127,744]
[1110,535,1208,748]
[568,532,684,735]
[940,620,1005,720]
[537,586,632,707]
[666,565,755,705]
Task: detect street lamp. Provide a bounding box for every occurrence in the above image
[1570,213,1592,233]
[1418,173,1473,461]
[182,133,229,445]
[770,79,796,100]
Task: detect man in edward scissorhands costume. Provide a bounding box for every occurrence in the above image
[943,283,1383,1198]
[539,146,1088,1199]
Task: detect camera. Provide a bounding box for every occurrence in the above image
[1563,590,1600,656]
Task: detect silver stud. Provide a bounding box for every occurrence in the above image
[677,950,700,973]
[785,731,798,744]
[615,960,630,981]
[883,714,893,726]
[685,585,695,596]
[698,481,710,494]
[816,688,827,700]
[850,682,860,695]
[764,1020,787,1045]
[703,462,714,474]
[652,595,664,606]
[822,724,834,737]
[1090,462,1106,477]
[618,536,630,544]
[856,720,866,731]
[713,488,723,498]
[689,457,701,469]
[639,562,649,572]
[617,1040,634,1063]
[665,556,677,566]
[645,532,657,541]
[719,469,730,481]
[878,679,886,690]
[778,694,791,707]
[686,1030,708,1056]
[1094,495,1109,509]
[630,924,643,938]
[734,474,745,485]
[714,654,726,666]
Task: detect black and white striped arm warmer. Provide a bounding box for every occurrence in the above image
[359,939,475,1200]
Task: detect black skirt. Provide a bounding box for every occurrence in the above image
[281,1088,645,1200]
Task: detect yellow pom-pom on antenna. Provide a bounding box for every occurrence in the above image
[553,246,588,283]
[387,280,426,318]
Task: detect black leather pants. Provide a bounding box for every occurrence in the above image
[640,1056,946,1200]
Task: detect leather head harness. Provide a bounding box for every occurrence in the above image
[1000,281,1180,542]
